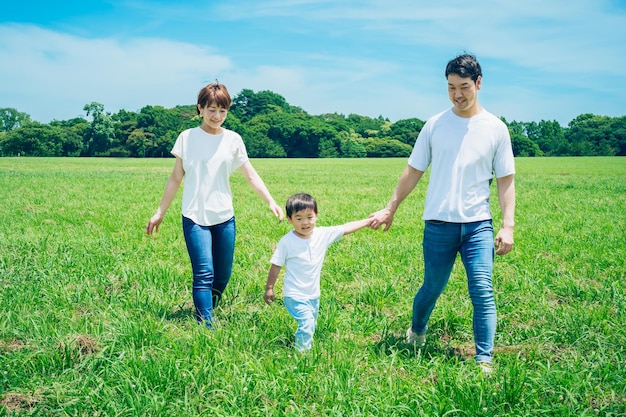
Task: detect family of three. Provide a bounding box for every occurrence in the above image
[146,53,516,372]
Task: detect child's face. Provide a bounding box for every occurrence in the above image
[288,208,317,238]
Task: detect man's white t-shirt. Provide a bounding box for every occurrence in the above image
[171,127,249,226]
[270,226,344,301]
[408,109,515,223]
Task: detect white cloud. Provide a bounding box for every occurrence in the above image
[1,0,624,125]
[216,0,626,76]
[0,24,232,121]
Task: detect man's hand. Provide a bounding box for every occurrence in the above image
[369,208,394,231]
[495,227,514,255]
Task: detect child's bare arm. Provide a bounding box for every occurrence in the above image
[342,217,373,235]
[264,264,282,305]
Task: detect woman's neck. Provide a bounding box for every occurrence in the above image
[200,124,223,135]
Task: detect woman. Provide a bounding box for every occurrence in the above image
[146,83,284,328]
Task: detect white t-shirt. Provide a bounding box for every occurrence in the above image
[408,109,515,223]
[171,127,249,226]
[270,226,344,300]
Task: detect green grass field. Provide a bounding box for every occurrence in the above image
[1,157,625,416]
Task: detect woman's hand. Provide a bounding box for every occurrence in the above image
[146,213,164,235]
[269,202,284,222]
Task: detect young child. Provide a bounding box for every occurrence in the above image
[264,193,372,351]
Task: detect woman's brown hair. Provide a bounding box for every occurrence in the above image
[196,83,231,114]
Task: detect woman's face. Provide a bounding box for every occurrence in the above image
[198,103,228,134]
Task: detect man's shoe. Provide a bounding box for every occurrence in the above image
[478,362,493,374]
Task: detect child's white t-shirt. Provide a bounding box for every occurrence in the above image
[270,226,344,301]
[171,127,249,226]
[408,108,515,223]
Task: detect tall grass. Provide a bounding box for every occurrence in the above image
[1,157,624,416]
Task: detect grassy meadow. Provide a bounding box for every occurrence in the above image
[1,156,625,416]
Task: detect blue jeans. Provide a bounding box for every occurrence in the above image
[182,216,236,327]
[284,297,320,351]
[412,220,496,364]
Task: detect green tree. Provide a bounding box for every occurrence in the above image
[83,102,118,156]
[346,114,386,137]
[243,118,286,158]
[566,114,619,156]
[610,116,626,156]
[363,138,412,157]
[0,108,31,132]
[503,118,542,156]
[318,113,351,133]
[338,130,367,158]
[136,105,183,143]
[281,115,339,157]
[318,136,340,158]
[251,112,339,158]
[113,109,139,153]
[50,118,88,156]
[389,118,424,145]
[511,132,542,157]
[124,128,155,157]
[0,122,79,156]
[231,89,298,123]
[525,120,566,156]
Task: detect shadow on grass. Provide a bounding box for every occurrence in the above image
[165,306,195,322]
[146,300,195,323]
[373,331,474,363]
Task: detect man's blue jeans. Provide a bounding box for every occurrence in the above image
[284,297,320,351]
[182,216,236,327]
[412,219,496,364]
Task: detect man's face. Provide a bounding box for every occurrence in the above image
[447,74,482,117]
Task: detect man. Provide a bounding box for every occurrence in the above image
[369,54,515,372]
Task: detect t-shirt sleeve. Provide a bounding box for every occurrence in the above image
[323,226,345,246]
[270,235,288,267]
[171,131,185,159]
[231,132,249,172]
[408,121,432,172]
[493,122,516,178]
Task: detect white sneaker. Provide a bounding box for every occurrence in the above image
[406,327,426,347]
[478,362,493,374]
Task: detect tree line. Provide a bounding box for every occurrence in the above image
[1,89,625,158]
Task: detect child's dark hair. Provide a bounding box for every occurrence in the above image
[197,83,231,114]
[445,53,482,82]
[286,193,317,218]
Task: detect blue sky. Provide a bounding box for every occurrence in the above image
[1,0,625,126]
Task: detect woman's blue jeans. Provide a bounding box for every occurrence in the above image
[182,216,236,327]
[412,220,496,364]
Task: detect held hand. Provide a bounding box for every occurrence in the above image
[264,288,275,305]
[146,213,163,235]
[269,202,284,222]
[369,208,394,231]
[495,227,514,255]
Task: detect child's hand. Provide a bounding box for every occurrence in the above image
[264,288,275,305]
